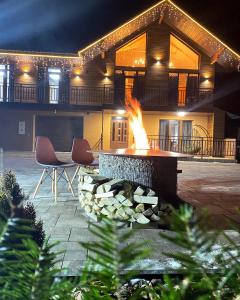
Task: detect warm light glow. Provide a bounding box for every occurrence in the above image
[177,111,186,117]
[125,97,150,150]
[116,109,126,115]
[116,33,146,67]
[21,64,31,73]
[170,35,199,69]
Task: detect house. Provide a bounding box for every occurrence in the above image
[0,0,239,157]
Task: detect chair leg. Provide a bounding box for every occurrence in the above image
[71,165,80,185]
[54,168,58,203]
[51,169,55,194]
[33,169,46,199]
[64,169,75,197]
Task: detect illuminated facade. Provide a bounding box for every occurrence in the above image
[0,0,239,156]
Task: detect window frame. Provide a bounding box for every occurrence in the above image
[169,33,201,71]
[115,33,147,69]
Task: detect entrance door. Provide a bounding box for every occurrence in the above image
[110,117,128,149]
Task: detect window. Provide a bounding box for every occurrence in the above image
[182,121,192,139]
[116,34,146,67]
[169,35,199,70]
[0,65,10,102]
[159,120,180,151]
[169,73,199,106]
[48,68,61,104]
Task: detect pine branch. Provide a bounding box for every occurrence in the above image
[80,216,150,298]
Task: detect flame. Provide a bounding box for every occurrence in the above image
[125,97,150,150]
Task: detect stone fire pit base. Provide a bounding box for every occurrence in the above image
[99,153,178,204]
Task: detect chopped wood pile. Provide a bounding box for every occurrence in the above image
[78,168,171,224]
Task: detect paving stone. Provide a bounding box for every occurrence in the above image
[53,241,86,251]
[64,250,87,261]
[3,153,240,275]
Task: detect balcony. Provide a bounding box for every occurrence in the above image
[0,83,213,108]
[148,135,236,158]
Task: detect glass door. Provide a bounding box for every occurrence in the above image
[159,120,180,151]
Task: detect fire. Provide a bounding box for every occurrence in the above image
[125,97,150,150]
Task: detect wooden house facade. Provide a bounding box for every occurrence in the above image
[0,0,239,157]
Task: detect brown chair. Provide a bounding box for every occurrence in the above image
[71,138,99,183]
[33,136,75,202]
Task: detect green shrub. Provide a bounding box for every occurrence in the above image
[0,170,45,247]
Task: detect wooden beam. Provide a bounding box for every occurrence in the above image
[211,48,224,64]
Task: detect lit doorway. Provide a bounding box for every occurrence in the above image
[110,116,128,149]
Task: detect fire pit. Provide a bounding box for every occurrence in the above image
[98,148,189,205]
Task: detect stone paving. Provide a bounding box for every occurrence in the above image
[1,152,240,275]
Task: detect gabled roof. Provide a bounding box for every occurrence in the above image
[78,0,240,69]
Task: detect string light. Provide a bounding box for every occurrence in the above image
[78,0,240,68]
[0,0,239,70]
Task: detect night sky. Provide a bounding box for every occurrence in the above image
[0,0,239,54]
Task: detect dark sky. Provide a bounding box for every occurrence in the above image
[0,0,239,54]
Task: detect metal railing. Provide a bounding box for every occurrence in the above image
[70,86,113,105]
[0,83,214,107]
[148,135,236,158]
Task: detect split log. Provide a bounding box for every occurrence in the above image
[136,214,150,224]
[97,179,125,194]
[115,194,126,203]
[125,207,134,216]
[79,182,98,193]
[122,199,133,207]
[85,192,94,201]
[115,207,127,218]
[84,175,108,184]
[114,203,122,209]
[135,203,145,213]
[134,186,145,196]
[133,195,158,205]
[143,208,153,217]
[100,197,119,206]
[150,214,160,221]
[107,206,116,213]
[101,207,110,216]
[85,205,92,213]
[95,190,117,199]
[151,205,159,214]
[147,189,156,196]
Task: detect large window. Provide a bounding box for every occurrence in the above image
[169,35,199,70]
[159,119,193,151]
[116,34,146,68]
[0,65,10,102]
[169,73,199,106]
[48,68,61,104]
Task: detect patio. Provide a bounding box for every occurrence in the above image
[2,151,240,275]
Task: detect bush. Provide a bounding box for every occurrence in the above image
[0,170,45,247]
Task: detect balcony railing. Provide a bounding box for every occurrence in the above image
[0,83,213,107]
[148,135,236,158]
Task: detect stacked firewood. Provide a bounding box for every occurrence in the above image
[78,168,168,224]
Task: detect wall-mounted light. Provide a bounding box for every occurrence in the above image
[156,57,161,65]
[74,68,81,75]
[22,65,31,75]
[116,109,126,115]
[169,62,173,68]
[177,111,186,117]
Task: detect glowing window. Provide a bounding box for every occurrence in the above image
[169,35,199,70]
[116,34,146,67]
